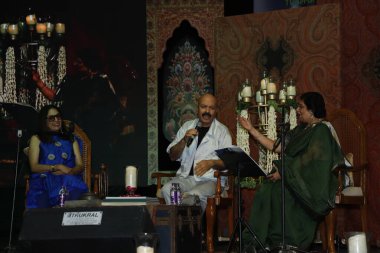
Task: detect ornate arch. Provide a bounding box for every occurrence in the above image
[146,0,223,182]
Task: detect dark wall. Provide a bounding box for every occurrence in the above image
[224,0,253,16]
[0,0,147,188]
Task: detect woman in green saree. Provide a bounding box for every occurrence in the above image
[238,92,345,252]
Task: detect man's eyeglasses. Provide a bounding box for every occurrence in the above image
[46,114,62,122]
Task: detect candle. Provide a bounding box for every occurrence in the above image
[287,85,296,96]
[267,81,277,94]
[46,22,54,37]
[125,166,137,188]
[260,77,268,91]
[347,233,367,253]
[55,23,66,34]
[241,86,252,97]
[36,23,47,33]
[0,23,9,35]
[255,90,263,103]
[137,246,154,253]
[26,14,37,25]
[279,89,286,100]
[46,22,54,32]
[7,24,19,35]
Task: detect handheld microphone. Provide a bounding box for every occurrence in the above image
[186,122,201,147]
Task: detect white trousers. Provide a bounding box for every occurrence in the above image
[161,176,216,213]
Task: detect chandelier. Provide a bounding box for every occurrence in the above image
[236,71,298,174]
[0,8,67,110]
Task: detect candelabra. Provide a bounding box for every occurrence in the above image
[236,71,297,174]
[0,7,66,110]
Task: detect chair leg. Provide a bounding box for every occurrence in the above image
[325,209,336,253]
[227,205,234,237]
[206,198,216,253]
[319,221,327,252]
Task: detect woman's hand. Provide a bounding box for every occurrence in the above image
[237,116,253,132]
[52,164,72,175]
[267,171,281,182]
[31,71,41,83]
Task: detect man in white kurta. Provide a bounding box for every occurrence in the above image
[161,94,232,212]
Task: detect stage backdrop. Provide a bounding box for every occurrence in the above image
[214,1,380,245]
[146,0,224,183]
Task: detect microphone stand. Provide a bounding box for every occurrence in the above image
[2,130,23,253]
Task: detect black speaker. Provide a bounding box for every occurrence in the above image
[19,206,155,253]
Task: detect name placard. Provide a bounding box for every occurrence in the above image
[62,211,103,226]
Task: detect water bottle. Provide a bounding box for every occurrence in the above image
[175,183,182,205]
[59,186,67,207]
[170,183,177,205]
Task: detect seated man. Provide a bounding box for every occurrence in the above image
[161,93,232,212]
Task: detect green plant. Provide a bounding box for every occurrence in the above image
[240,177,261,189]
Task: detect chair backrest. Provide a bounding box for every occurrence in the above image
[63,120,92,190]
[327,109,367,189]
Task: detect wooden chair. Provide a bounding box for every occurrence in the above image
[25,120,107,198]
[65,120,92,189]
[151,170,235,253]
[151,171,176,204]
[320,109,368,253]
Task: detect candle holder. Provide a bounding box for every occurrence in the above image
[134,233,158,253]
[244,71,298,174]
[126,186,137,196]
[345,232,370,253]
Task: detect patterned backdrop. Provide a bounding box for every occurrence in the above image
[161,29,214,142]
[146,0,224,183]
[214,2,380,244]
[147,0,380,243]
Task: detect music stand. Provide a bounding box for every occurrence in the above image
[216,146,268,253]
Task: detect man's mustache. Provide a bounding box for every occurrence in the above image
[202,112,211,117]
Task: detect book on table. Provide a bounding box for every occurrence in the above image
[101,196,160,206]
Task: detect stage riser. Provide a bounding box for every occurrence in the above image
[19,206,155,253]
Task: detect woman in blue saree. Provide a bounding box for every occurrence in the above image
[238,92,345,252]
[26,105,88,208]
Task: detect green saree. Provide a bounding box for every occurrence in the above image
[243,122,345,250]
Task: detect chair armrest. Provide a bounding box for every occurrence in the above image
[151,172,176,189]
[213,170,233,206]
[92,163,109,198]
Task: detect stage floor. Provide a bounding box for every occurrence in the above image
[1,234,380,253]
